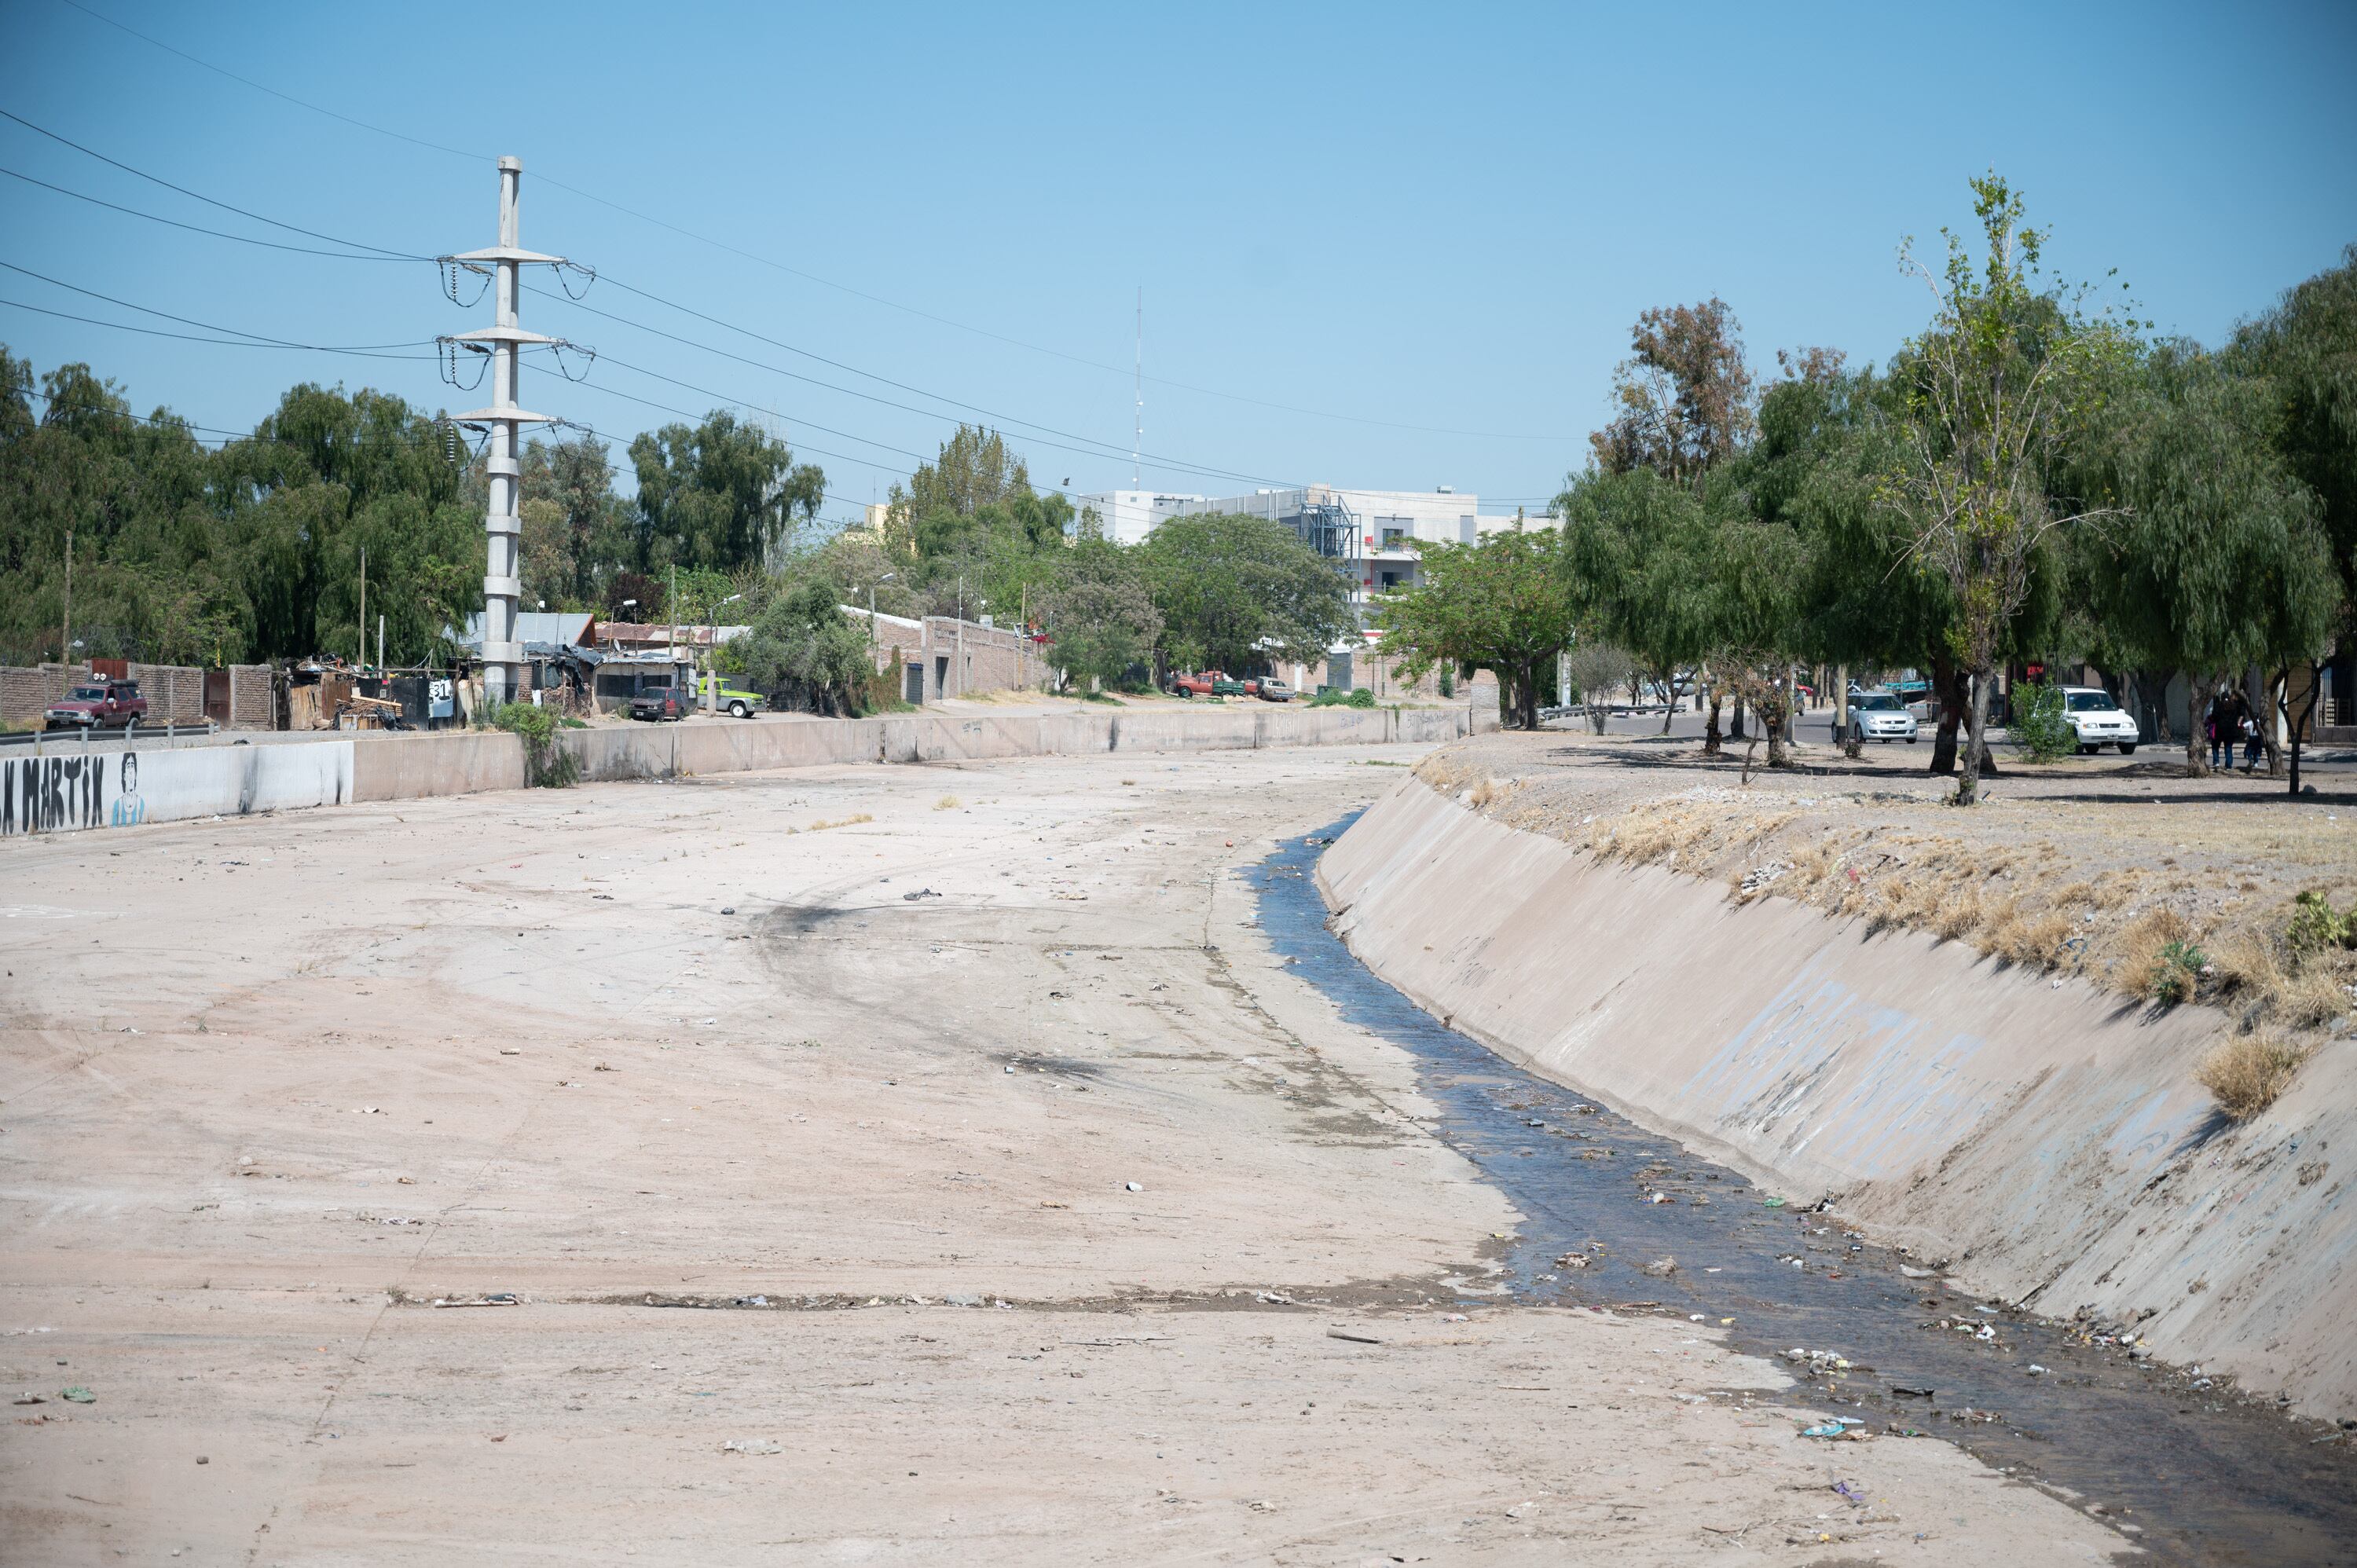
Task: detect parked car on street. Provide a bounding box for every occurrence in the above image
[628,683,694,722]
[1843,690,1919,744]
[1172,670,1248,698]
[2062,686,2139,753]
[46,679,148,731]
[714,680,767,718]
[1250,677,1295,702]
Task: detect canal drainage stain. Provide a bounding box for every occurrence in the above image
[1253,820,2356,1568]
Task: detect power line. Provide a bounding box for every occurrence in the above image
[0,258,438,354]
[0,164,414,262]
[538,284,1306,490]
[0,106,426,260]
[42,0,1568,443]
[0,294,437,361]
[5,131,1308,489]
[17,382,241,445]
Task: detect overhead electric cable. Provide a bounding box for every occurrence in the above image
[0,106,427,259]
[0,295,436,360]
[0,258,438,353]
[0,164,416,261]
[535,282,1306,489]
[45,0,1567,442]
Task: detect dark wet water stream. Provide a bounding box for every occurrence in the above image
[1252,819,2357,1567]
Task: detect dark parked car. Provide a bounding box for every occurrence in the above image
[628,684,693,722]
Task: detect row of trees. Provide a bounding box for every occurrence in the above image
[1378,178,2354,803]
[0,347,1355,704]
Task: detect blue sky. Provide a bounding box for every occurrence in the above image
[2,0,2352,524]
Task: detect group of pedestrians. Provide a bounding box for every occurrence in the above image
[2205,688,2267,771]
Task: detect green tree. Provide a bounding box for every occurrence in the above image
[1136,512,1353,674]
[1040,543,1161,692]
[1374,525,1574,730]
[1591,299,1758,488]
[1883,174,2139,804]
[629,411,822,573]
[2080,343,2334,775]
[731,577,875,716]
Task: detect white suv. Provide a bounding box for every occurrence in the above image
[2062,686,2139,753]
[1845,690,1919,744]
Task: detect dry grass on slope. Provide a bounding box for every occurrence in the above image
[1409,743,2357,1116]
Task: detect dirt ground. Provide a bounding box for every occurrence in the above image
[2,746,2123,1563]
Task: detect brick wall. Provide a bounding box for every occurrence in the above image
[922,617,1047,699]
[229,665,275,729]
[2,662,280,729]
[127,663,205,724]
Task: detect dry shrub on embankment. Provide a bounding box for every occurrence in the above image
[1420,733,2357,1119]
[2198,1033,2315,1121]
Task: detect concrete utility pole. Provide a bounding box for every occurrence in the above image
[442,157,568,706]
[61,529,71,665]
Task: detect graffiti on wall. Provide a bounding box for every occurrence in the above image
[0,750,141,835]
[0,741,352,837]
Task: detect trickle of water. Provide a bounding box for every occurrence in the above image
[1252,819,2357,1568]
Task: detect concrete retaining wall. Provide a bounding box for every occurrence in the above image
[2,739,354,837]
[1318,775,2356,1418]
[560,703,1471,783]
[5,705,1471,836]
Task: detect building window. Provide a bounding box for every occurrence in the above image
[1382,526,1406,549]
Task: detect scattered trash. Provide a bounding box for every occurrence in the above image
[1891,1386,1935,1399]
[2027,1364,2047,1375]
[1762,1196,1786,1208]
[1642,1257,1678,1277]
[1798,1422,1849,1439]
[722,1438,783,1456]
[59,1386,94,1404]
[1834,1480,1866,1504]
[13,1394,45,1405]
[1901,1265,1936,1279]
[720,907,735,915]
[1325,1328,1381,1345]
[1124,1181,1143,1192]
[901,888,941,902]
[1253,1291,1296,1306]
[499,1047,520,1056]
[431,1293,520,1309]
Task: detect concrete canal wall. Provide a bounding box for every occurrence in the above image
[1317,773,2357,1418]
[4,703,1476,836]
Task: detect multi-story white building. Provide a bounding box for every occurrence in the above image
[1072,484,1537,608]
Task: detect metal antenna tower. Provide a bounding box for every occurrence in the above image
[438,156,577,705]
[1131,286,1142,488]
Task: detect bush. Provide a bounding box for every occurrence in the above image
[2152,938,2210,1006]
[1438,668,1455,698]
[1308,687,1348,708]
[2286,889,2357,954]
[2011,679,2077,762]
[1347,687,1376,709]
[490,700,578,788]
[2196,1033,2312,1121]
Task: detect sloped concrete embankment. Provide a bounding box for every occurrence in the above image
[1317,775,2356,1418]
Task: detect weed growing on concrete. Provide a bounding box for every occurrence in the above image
[489,702,578,789]
[2196,1032,2314,1121]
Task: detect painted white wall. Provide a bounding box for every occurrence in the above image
[0,741,356,837]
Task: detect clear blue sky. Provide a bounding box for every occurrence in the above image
[3,0,2352,525]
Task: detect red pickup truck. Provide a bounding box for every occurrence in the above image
[45,679,148,731]
[1171,670,1248,698]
